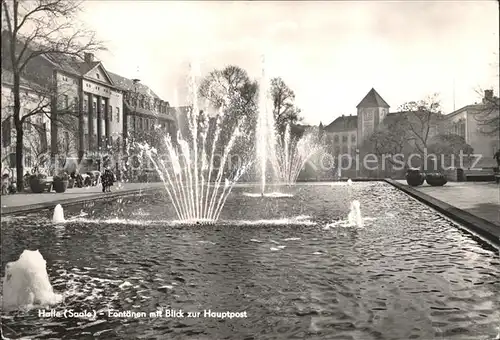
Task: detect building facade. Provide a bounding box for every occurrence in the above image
[321,88,499,174]
[441,90,499,167]
[1,34,177,176]
[109,71,176,148]
[1,71,51,174]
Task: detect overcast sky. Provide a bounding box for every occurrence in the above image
[80,1,499,125]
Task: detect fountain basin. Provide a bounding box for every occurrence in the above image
[1,182,499,340]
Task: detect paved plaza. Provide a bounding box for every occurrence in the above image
[1,182,164,214]
[397,180,500,227]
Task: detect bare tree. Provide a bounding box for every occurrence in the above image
[198,65,258,156]
[1,0,103,190]
[397,93,443,155]
[270,77,302,134]
[428,133,474,170]
[472,89,499,136]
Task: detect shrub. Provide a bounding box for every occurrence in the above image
[54,172,69,181]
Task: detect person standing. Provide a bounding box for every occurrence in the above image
[494,149,500,168]
[101,168,109,193]
[102,168,115,192]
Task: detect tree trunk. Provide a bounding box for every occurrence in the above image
[15,125,24,191]
[13,70,24,191]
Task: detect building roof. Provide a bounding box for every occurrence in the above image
[356,88,390,109]
[107,71,160,99]
[1,68,48,93]
[324,115,357,132]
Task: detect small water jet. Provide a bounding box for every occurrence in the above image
[2,250,63,312]
[52,204,65,224]
[347,179,352,186]
[347,200,363,227]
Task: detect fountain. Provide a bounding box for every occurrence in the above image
[347,200,363,227]
[52,204,65,223]
[256,56,322,191]
[141,61,250,223]
[273,123,322,185]
[2,250,63,312]
[256,55,277,195]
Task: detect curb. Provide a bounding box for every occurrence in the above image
[385,179,500,247]
[1,187,163,216]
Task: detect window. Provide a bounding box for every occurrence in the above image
[351,134,356,143]
[145,118,149,130]
[64,131,70,152]
[115,107,120,122]
[342,135,348,143]
[73,97,78,111]
[40,123,48,152]
[83,99,88,112]
[139,117,143,130]
[108,106,112,121]
[64,94,69,109]
[100,103,105,114]
[342,145,348,154]
[25,154,32,168]
[24,116,32,133]
[334,135,339,143]
[2,117,11,147]
[84,134,89,148]
[96,73,100,79]
[132,116,136,130]
[92,101,96,113]
[364,111,373,120]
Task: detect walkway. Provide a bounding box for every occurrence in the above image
[1,182,164,215]
[397,180,500,227]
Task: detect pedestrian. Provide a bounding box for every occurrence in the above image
[106,168,115,192]
[101,169,108,193]
[102,167,114,192]
[1,173,10,195]
[494,149,500,168]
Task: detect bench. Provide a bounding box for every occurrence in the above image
[464,168,496,182]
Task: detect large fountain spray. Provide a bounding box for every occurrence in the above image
[255,55,322,190]
[142,62,250,223]
[256,55,277,195]
[273,124,323,185]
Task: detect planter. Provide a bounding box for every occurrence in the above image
[29,178,47,193]
[426,173,447,186]
[68,178,75,189]
[405,169,425,187]
[53,179,69,193]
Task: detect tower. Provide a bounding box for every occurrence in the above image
[356,88,390,144]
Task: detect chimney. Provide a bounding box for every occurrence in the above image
[484,90,493,101]
[84,52,94,63]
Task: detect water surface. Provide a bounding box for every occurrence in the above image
[1,182,499,339]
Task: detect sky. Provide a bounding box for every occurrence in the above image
[80,1,499,125]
